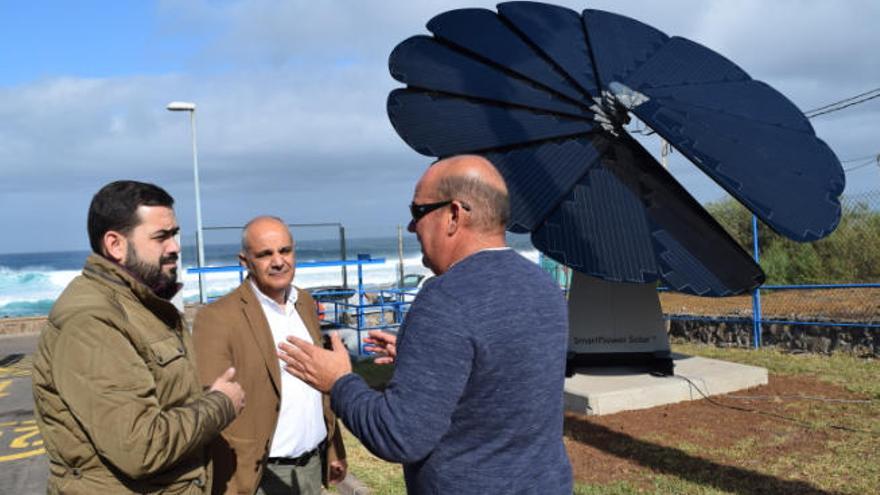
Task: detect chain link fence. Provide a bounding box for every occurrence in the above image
[661,191,880,327]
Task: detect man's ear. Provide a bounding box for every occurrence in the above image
[446,202,462,236]
[103,231,128,263]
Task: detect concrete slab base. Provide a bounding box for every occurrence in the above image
[564,353,768,416]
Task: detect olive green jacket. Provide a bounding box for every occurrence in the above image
[32,254,237,494]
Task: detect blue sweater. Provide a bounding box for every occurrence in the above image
[331,249,572,494]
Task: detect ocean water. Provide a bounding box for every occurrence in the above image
[0,235,539,318]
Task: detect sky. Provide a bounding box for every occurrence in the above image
[1,0,879,254]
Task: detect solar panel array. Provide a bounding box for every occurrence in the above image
[387,1,845,296]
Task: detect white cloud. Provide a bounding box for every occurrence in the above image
[1,0,878,253]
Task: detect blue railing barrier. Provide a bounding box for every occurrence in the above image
[193,249,880,354]
[187,255,413,357]
[760,283,880,290]
[541,251,880,349]
[188,257,387,278]
[748,282,880,330]
[663,282,880,350]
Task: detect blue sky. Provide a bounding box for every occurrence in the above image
[4,3,177,83]
[1,0,879,254]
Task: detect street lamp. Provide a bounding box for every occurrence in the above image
[166,101,207,304]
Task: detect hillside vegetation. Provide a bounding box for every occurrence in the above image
[706,195,880,285]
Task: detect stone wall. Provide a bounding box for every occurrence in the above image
[5,312,877,358]
[668,317,880,357]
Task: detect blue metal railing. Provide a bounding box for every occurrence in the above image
[664,214,880,348]
[187,254,414,356]
[760,283,880,290]
[663,282,880,346]
[751,215,762,348]
[189,257,388,280]
[748,283,880,330]
[540,231,880,350]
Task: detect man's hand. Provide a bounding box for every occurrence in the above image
[210,367,245,415]
[277,332,351,393]
[328,459,347,484]
[363,330,397,365]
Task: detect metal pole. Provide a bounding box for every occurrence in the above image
[339,225,348,289]
[751,214,762,348]
[190,110,207,304]
[357,254,367,356]
[397,225,404,288]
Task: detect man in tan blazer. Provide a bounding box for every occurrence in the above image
[193,216,346,495]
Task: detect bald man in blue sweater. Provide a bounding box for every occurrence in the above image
[279,155,572,494]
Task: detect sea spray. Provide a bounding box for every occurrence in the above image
[0,235,539,317]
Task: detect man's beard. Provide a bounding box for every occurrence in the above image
[125,244,180,300]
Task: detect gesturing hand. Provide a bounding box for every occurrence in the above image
[210,367,246,415]
[328,459,347,484]
[363,330,398,365]
[278,332,352,393]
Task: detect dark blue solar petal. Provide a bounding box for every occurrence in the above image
[643,81,814,133]
[632,97,844,240]
[389,36,591,118]
[623,37,749,89]
[532,136,764,296]
[582,9,668,89]
[426,8,588,103]
[387,89,597,157]
[532,163,660,283]
[482,137,608,232]
[497,1,599,98]
[652,231,734,296]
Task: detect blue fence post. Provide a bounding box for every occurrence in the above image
[751,215,762,348]
[356,254,370,356]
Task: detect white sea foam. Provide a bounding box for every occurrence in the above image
[0,268,80,306]
[178,254,437,303]
[1,248,544,313]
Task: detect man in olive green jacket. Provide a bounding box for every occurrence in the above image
[32,181,246,494]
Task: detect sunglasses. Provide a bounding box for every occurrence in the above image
[409,200,452,223]
[409,200,471,223]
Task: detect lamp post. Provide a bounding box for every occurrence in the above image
[167,101,207,304]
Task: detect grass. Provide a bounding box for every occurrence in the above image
[325,360,406,493]
[574,343,879,494]
[328,427,407,494]
[334,346,878,494]
[673,342,879,399]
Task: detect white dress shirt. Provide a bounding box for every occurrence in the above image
[250,281,327,458]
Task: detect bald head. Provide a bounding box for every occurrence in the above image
[425,155,509,234]
[239,216,296,303]
[241,215,289,252]
[410,155,509,274]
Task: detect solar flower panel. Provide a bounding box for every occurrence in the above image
[387,1,844,296]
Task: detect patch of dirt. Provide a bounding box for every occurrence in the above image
[564,374,872,494]
[660,288,880,322]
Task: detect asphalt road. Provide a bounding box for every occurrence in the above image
[0,333,47,495]
[0,333,360,495]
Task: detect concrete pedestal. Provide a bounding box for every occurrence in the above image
[564,353,768,415]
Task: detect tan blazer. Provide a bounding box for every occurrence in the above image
[192,281,345,495]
